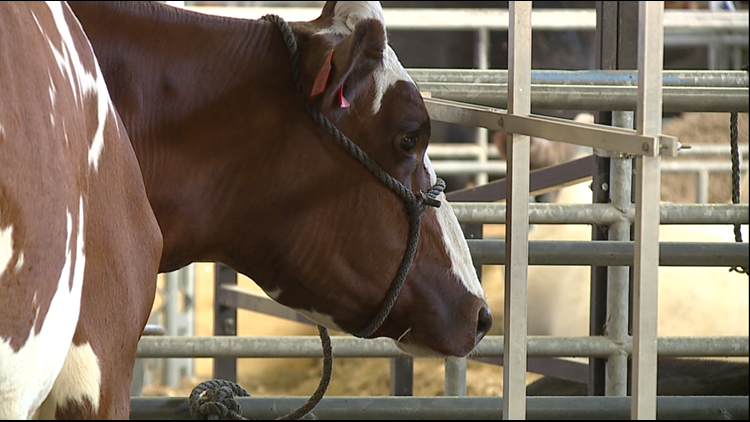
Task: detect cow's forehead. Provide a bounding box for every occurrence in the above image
[315,1,416,115]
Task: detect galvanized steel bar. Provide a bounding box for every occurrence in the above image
[425,142,749,159]
[424,98,677,157]
[444,357,467,396]
[632,3,664,417]
[430,159,748,177]
[135,336,749,359]
[129,395,750,420]
[450,203,749,226]
[605,112,634,397]
[504,3,532,418]
[466,240,749,267]
[418,83,749,113]
[408,69,750,87]
[181,7,749,34]
[473,27,490,187]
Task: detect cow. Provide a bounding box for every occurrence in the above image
[1,1,162,419]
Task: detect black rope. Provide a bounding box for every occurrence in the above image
[728,63,748,276]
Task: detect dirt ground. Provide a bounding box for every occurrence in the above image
[141,112,748,399]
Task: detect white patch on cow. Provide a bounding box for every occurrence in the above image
[14,252,24,274]
[0,225,13,281]
[48,70,57,107]
[39,2,108,171]
[425,155,485,299]
[0,200,86,419]
[316,1,414,115]
[49,71,57,127]
[35,342,101,419]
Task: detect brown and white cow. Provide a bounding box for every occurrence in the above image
[52,0,488,416]
[0,1,162,419]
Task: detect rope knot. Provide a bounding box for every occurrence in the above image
[189,380,250,420]
[418,178,447,210]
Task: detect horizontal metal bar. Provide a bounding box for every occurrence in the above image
[431,159,749,177]
[663,33,749,46]
[451,203,749,225]
[432,160,750,177]
[420,84,749,113]
[130,395,749,420]
[446,155,595,202]
[676,143,750,156]
[409,69,750,88]
[426,142,749,160]
[182,6,749,33]
[467,240,749,267]
[136,336,748,359]
[661,160,749,172]
[217,284,315,326]
[423,98,678,156]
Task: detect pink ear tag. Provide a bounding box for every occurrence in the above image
[338,85,350,109]
[310,49,334,97]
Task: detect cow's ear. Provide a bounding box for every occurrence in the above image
[307,18,384,112]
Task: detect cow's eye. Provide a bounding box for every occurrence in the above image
[399,135,418,153]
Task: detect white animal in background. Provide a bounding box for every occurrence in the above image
[517,157,749,339]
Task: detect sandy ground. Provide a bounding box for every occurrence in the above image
[140,112,748,398]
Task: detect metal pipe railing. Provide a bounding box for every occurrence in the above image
[129,395,750,421]
[136,335,749,359]
[408,69,750,87]
[451,203,748,225]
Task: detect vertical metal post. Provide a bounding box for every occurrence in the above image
[696,170,709,203]
[606,111,634,397]
[389,358,413,396]
[632,1,664,419]
[164,270,180,387]
[445,357,467,396]
[591,1,616,397]
[503,2,532,419]
[213,262,238,382]
[594,1,639,397]
[474,27,490,187]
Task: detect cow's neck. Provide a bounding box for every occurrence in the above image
[71,1,303,272]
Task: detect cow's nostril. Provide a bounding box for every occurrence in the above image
[476,305,493,343]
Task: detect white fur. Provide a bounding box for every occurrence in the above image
[0,225,12,282]
[49,71,57,127]
[425,155,485,299]
[35,342,102,419]
[316,1,414,115]
[0,199,87,419]
[38,1,109,171]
